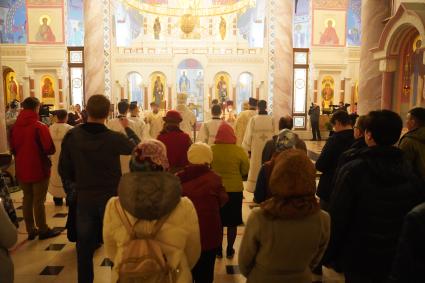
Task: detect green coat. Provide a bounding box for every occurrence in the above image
[399,127,425,180]
[211,144,250,193]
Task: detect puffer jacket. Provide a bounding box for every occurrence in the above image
[326,146,425,277]
[103,172,201,283]
[399,127,425,180]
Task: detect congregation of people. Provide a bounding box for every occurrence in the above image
[1,92,425,283]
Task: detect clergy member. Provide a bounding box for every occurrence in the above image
[235,98,258,145]
[175,92,196,140]
[242,100,276,193]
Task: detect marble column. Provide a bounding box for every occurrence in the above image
[358,0,391,114]
[272,0,294,121]
[0,47,7,153]
[84,0,105,100]
[381,72,394,110]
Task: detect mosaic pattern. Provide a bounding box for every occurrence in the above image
[103,0,112,98]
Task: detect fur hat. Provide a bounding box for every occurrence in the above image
[130,139,169,171]
[163,110,182,123]
[177,93,188,105]
[187,142,213,165]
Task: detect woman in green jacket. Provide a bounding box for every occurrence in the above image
[212,122,249,259]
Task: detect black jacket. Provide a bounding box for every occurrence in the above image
[59,123,136,197]
[326,146,425,277]
[389,202,425,283]
[316,129,354,202]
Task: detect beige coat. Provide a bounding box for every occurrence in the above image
[234,109,256,145]
[103,197,201,283]
[239,208,330,283]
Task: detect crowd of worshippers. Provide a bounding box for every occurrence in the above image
[1,93,425,283]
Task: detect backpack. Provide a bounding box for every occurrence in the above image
[115,199,177,283]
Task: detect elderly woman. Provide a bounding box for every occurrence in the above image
[239,149,330,283]
[103,139,201,283]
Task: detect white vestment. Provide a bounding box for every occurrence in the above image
[242,114,276,193]
[48,123,73,198]
[176,104,196,139]
[235,110,257,146]
[196,118,223,145]
[145,111,164,139]
[128,116,148,141]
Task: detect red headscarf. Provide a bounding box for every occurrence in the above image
[214,122,236,144]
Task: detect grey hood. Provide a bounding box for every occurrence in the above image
[118,172,181,220]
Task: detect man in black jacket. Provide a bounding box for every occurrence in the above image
[316,110,354,209]
[326,110,425,283]
[308,103,321,141]
[59,95,138,283]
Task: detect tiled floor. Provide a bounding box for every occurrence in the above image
[9,140,345,283]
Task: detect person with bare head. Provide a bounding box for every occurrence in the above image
[145,102,164,139]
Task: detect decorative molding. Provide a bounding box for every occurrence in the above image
[103,0,112,97]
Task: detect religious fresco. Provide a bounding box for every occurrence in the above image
[127,72,143,107]
[0,0,27,43]
[312,9,346,46]
[214,72,230,103]
[4,70,18,104]
[293,0,310,48]
[67,0,83,46]
[177,59,204,121]
[114,1,143,47]
[236,72,253,113]
[321,75,335,111]
[27,7,64,43]
[27,0,62,5]
[347,0,361,46]
[41,75,55,105]
[237,0,265,48]
[313,0,347,10]
[150,72,166,108]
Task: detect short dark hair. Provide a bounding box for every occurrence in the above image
[278,116,293,130]
[211,99,219,105]
[86,95,110,119]
[364,110,402,146]
[354,115,367,134]
[21,97,40,110]
[409,107,425,127]
[55,109,68,121]
[211,104,222,116]
[118,101,129,115]
[330,110,351,126]
[258,100,267,111]
[129,103,138,111]
[150,102,158,107]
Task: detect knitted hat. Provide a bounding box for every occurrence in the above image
[187,142,213,165]
[163,110,183,123]
[214,122,236,144]
[177,93,188,105]
[130,139,169,171]
[269,149,316,198]
[275,129,297,152]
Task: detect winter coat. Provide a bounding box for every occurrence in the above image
[238,208,330,283]
[158,129,192,171]
[177,165,228,251]
[399,127,425,180]
[326,146,425,277]
[0,204,17,283]
[103,172,201,283]
[389,202,425,283]
[59,123,135,196]
[10,109,55,183]
[308,105,320,122]
[211,144,249,193]
[48,122,73,198]
[316,129,354,202]
[235,109,256,145]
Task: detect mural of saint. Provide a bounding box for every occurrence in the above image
[179,71,190,92]
[195,71,204,98]
[320,20,339,45]
[8,76,18,101]
[153,75,164,106]
[153,17,161,40]
[36,17,56,43]
[411,39,425,106]
[321,82,334,109]
[42,77,55,98]
[219,16,226,40]
[217,75,228,103]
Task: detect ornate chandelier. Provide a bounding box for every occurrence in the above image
[119,0,255,17]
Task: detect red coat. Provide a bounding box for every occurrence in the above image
[10,110,55,183]
[177,165,228,250]
[158,129,192,170]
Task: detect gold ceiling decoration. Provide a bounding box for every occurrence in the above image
[120,0,255,17]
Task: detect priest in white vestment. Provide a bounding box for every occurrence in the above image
[235,98,258,145]
[197,104,223,145]
[175,92,196,139]
[242,100,276,193]
[144,102,164,139]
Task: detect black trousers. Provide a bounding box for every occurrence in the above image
[192,249,217,283]
[311,120,321,140]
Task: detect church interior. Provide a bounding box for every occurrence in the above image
[1,0,425,283]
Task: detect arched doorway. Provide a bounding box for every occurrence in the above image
[177,59,204,121]
[236,72,253,113]
[126,72,143,107]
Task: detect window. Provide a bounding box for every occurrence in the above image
[68,47,85,107]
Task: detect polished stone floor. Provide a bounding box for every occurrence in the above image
[9,140,345,283]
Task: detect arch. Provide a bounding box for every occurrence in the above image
[3,67,19,106]
[126,72,143,107]
[236,72,254,113]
